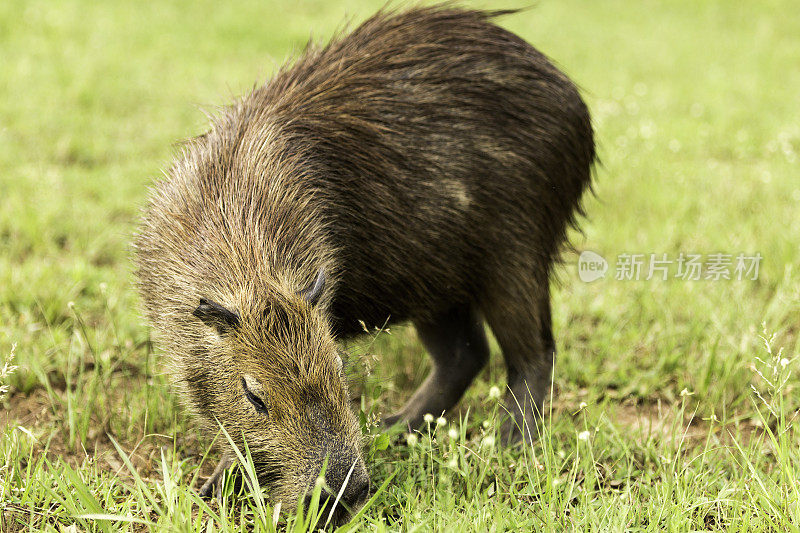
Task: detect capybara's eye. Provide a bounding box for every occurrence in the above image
[241,377,269,415]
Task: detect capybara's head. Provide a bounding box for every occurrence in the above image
[188,270,369,521]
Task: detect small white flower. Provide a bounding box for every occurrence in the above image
[423,413,434,424]
[406,433,418,447]
[680,388,694,397]
[315,475,325,488]
[67,301,75,309]
[578,430,591,442]
[488,386,501,400]
[780,358,790,368]
[578,401,587,410]
[448,427,459,440]
[436,416,447,427]
[482,420,491,430]
[482,435,495,448]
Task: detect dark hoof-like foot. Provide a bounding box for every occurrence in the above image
[499,418,534,447]
[381,414,401,428]
[381,414,414,434]
[199,471,224,501]
[499,393,542,446]
[198,454,233,501]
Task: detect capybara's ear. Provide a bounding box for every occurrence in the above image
[193,298,240,334]
[298,268,325,306]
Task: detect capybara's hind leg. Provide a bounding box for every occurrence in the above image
[482,278,555,444]
[384,305,489,429]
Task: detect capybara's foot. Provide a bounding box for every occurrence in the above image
[381,414,413,432]
[499,378,546,445]
[198,453,233,500]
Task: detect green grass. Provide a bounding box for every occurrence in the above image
[1,0,799,530]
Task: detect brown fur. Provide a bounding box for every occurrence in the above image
[134,4,595,520]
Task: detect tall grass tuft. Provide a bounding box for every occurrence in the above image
[0,343,17,402]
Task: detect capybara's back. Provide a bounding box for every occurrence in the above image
[135,5,594,516]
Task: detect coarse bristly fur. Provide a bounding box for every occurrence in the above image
[134,4,595,523]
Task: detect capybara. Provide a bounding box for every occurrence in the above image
[134,4,594,523]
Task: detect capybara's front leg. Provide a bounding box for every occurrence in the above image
[198,452,233,500]
[384,305,489,429]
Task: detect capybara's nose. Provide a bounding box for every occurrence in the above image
[303,488,341,525]
[342,478,370,508]
[304,488,332,510]
[318,450,370,508]
[304,476,369,525]
[306,477,369,509]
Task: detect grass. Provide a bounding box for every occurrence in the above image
[1,0,799,530]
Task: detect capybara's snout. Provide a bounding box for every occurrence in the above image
[303,448,370,524]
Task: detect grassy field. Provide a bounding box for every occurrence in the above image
[1,0,799,530]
